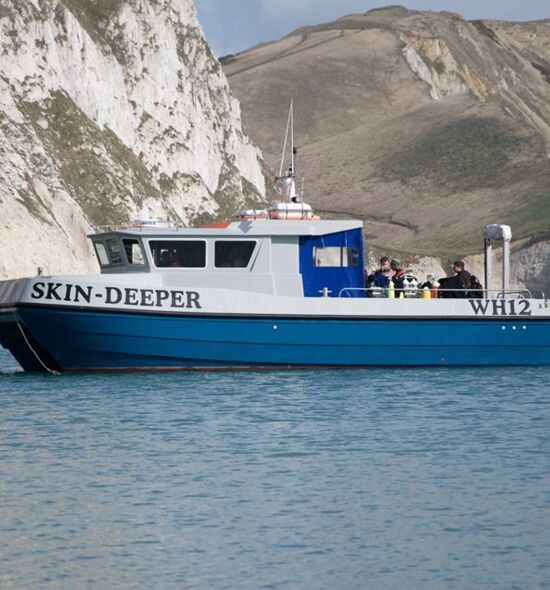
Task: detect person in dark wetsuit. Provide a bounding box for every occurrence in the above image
[439,260,471,298]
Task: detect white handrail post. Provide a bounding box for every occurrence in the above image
[484,238,492,298]
[484,224,512,299]
[502,239,510,295]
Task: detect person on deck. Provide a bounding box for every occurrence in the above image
[439,260,471,298]
[366,257,393,290]
[390,259,404,277]
[390,259,406,295]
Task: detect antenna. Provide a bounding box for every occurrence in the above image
[290,99,294,175]
[279,99,295,178]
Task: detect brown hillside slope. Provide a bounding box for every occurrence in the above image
[223,6,550,261]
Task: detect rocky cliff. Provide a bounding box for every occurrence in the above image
[223,6,550,293]
[0,0,266,278]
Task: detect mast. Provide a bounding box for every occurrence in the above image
[290,99,295,175]
[279,99,294,178]
[240,100,313,220]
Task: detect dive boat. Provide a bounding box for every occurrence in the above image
[1,102,549,372]
[0,215,549,372]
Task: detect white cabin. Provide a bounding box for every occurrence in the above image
[90,219,366,298]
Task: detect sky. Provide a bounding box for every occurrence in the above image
[195,0,550,56]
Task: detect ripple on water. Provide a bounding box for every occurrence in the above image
[0,350,549,589]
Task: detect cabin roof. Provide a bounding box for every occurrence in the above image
[90,219,363,239]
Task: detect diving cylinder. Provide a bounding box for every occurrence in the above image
[422,286,431,299]
[388,279,395,299]
[431,280,440,299]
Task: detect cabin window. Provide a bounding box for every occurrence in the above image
[123,239,145,266]
[313,247,359,268]
[215,241,256,268]
[149,240,206,268]
[94,242,110,267]
[106,238,123,265]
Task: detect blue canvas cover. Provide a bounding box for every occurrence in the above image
[299,229,365,297]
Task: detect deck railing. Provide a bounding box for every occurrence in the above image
[93,221,181,233]
[337,287,534,299]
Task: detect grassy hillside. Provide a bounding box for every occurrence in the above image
[223,6,550,258]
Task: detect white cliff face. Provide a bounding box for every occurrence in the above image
[511,241,550,296]
[0,0,266,278]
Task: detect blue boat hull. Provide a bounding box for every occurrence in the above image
[1,305,550,371]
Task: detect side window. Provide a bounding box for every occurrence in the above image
[314,247,359,268]
[149,240,206,268]
[215,241,256,268]
[94,242,110,267]
[106,238,123,265]
[123,239,145,266]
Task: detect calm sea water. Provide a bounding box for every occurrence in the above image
[0,348,549,590]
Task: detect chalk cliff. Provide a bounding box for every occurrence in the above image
[0,0,266,278]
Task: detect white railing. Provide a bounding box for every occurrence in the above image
[93,221,183,233]
[338,287,534,299]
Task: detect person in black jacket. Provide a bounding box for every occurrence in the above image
[439,260,471,298]
[453,260,471,290]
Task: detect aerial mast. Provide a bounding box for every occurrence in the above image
[278,100,298,203]
[279,99,295,178]
[290,99,295,176]
[240,99,314,220]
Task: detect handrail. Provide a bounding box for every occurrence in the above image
[92,222,182,233]
[338,287,534,299]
